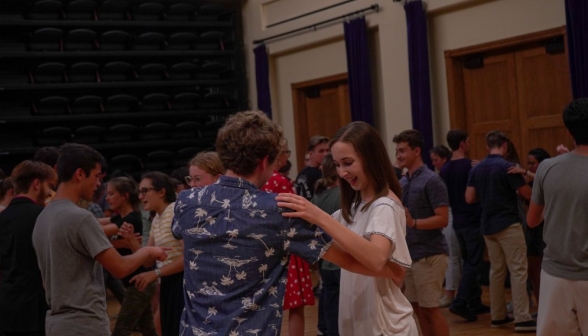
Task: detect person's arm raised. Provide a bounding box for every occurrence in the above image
[277,193,391,273]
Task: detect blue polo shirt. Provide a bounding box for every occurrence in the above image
[467,154,526,235]
[400,165,449,261]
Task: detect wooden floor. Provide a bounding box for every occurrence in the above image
[107,285,536,336]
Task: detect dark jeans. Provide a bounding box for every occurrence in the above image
[112,282,158,336]
[318,268,340,336]
[104,269,127,304]
[452,227,485,309]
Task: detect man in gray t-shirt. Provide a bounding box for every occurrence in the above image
[528,99,588,336]
[32,143,168,336]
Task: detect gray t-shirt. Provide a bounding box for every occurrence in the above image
[532,153,588,280]
[32,199,113,336]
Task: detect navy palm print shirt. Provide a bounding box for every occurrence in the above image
[172,176,332,336]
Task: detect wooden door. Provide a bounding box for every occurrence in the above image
[446,27,574,164]
[292,73,351,170]
[462,53,520,160]
[515,44,573,158]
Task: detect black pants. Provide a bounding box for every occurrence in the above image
[318,268,341,336]
[160,271,185,336]
[452,226,485,309]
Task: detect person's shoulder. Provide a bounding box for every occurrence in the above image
[372,196,402,209]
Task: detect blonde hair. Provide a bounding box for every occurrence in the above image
[188,151,225,176]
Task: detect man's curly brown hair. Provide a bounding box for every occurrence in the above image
[215,111,283,176]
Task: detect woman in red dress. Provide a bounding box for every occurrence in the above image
[261,139,315,336]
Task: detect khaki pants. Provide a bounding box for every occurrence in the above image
[403,254,448,308]
[537,270,588,336]
[484,224,531,323]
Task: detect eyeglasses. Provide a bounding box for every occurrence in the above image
[138,187,156,196]
[184,175,200,185]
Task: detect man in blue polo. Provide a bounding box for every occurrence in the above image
[466,130,535,332]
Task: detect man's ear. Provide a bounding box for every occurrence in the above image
[75,168,85,181]
[415,146,421,157]
[32,178,41,191]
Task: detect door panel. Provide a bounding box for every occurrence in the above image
[292,74,351,170]
[463,53,519,160]
[515,45,573,158]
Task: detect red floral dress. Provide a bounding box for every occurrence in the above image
[261,171,315,309]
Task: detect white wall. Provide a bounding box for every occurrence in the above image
[242,0,565,173]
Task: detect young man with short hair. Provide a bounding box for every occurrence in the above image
[440,130,487,322]
[172,111,405,335]
[466,131,535,332]
[295,135,329,200]
[0,161,57,336]
[394,129,450,336]
[33,143,168,336]
[528,98,588,335]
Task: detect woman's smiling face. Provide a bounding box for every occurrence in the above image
[331,141,371,198]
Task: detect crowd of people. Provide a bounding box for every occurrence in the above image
[0,98,587,336]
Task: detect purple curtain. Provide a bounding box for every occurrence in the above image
[344,17,375,125]
[565,0,588,99]
[405,0,433,168]
[254,44,272,118]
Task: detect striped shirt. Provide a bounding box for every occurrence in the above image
[150,202,182,267]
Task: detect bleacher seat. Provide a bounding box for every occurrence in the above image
[133,2,165,21]
[104,124,137,142]
[33,62,65,83]
[36,126,71,146]
[141,122,172,140]
[68,62,98,82]
[195,3,225,21]
[174,146,201,166]
[195,31,224,50]
[172,121,200,139]
[71,95,103,114]
[33,96,69,115]
[109,154,144,172]
[98,30,131,51]
[26,0,63,20]
[138,63,167,81]
[170,92,199,110]
[140,93,170,111]
[29,28,63,51]
[101,61,134,81]
[97,0,129,20]
[169,62,197,80]
[64,29,96,51]
[196,60,228,79]
[164,3,197,21]
[64,0,96,20]
[133,32,165,50]
[104,94,138,113]
[144,150,173,170]
[167,32,197,50]
[74,125,105,143]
